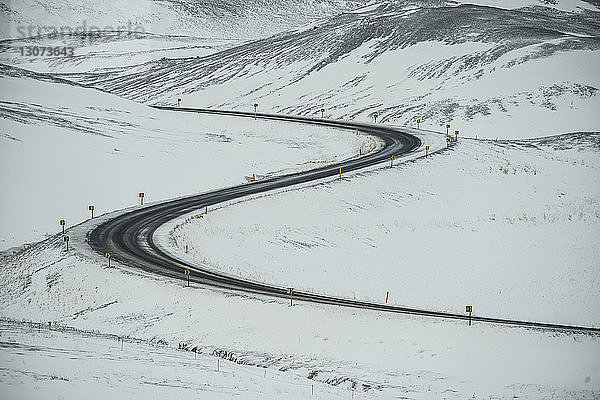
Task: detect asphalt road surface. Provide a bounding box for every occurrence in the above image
[88,107,599,335]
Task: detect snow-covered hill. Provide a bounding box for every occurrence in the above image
[53,1,599,139]
[0,0,368,40]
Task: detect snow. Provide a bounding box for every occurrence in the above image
[0,0,371,40]
[0,72,371,251]
[0,320,354,400]
[1,226,599,399]
[1,34,241,74]
[458,0,600,12]
[1,1,600,398]
[165,133,600,327]
[53,2,599,140]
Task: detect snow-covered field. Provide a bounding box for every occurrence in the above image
[168,133,600,327]
[1,230,599,399]
[0,320,358,400]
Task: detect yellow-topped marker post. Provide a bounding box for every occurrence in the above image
[466,305,473,326]
[185,268,191,287]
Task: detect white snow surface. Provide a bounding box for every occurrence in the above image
[1,224,599,399]
[0,320,355,400]
[0,73,372,251]
[167,134,600,327]
[460,0,599,12]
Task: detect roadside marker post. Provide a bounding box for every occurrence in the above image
[288,288,294,306]
[177,98,181,107]
[446,124,450,135]
[425,145,430,157]
[106,252,111,267]
[455,130,459,142]
[321,108,325,118]
[339,168,342,180]
[89,205,94,219]
[254,103,258,120]
[373,112,378,123]
[64,235,69,251]
[417,119,420,129]
[466,305,473,326]
[185,268,191,287]
[59,219,65,234]
[385,291,389,304]
[185,245,188,254]
[139,192,144,205]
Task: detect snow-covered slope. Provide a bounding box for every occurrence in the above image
[58,1,599,139]
[0,32,240,74]
[0,0,369,40]
[0,65,370,250]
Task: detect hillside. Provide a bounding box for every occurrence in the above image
[47,1,600,139]
[0,0,369,40]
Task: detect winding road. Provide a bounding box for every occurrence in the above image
[88,107,599,335]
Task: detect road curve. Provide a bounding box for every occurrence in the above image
[88,107,599,335]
